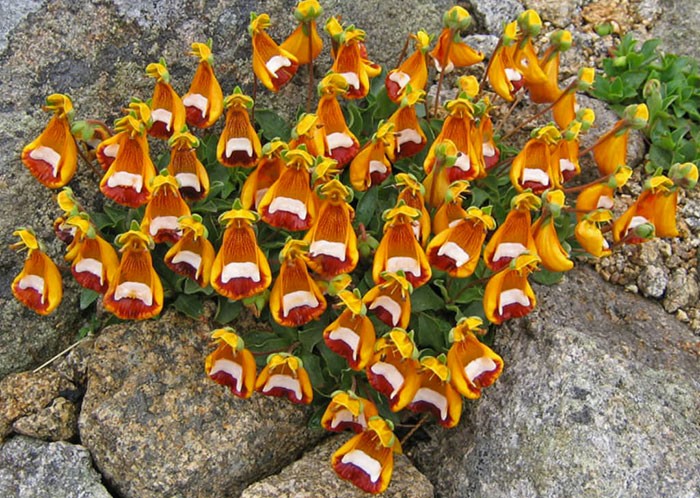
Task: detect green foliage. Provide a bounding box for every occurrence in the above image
[591,34,700,170]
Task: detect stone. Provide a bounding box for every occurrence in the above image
[637,265,668,298]
[12,397,78,442]
[0,369,76,441]
[410,267,700,497]
[464,0,523,34]
[651,0,700,60]
[664,269,700,314]
[0,435,111,498]
[241,434,434,498]
[524,0,582,28]
[78,311,324,498]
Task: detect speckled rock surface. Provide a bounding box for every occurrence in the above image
[0,369,77,442]
[241,435,434,498]
[78,311,324,498]
[0,435,112,498]
[410,267,700,497]
[12,397,78,442]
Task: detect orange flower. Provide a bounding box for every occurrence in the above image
[552,135,580,185]
[140,173,191,244]
[250,13,299,92]
[304,179,358,277]
[288,113,325,157]
[280,1,323,65]
[255,353,313,404]
[164,215,215,288]
[366,328,420,412]
[483,192,540,272]
[431,180,470,235]
[429,7,484,74]
[95,128,124,172]
[332,417,402,494]
[407,356,463,428]
[270,239,326,327]
[483,253,540,325]
[331,25,380,100]
[575,210,613,258]
[373,204,432,289]
[217,88,262,168]
[510,125,560,193]
[321,391,379,433]
[613,176,678,244]
[316,74,360,167]
[166,131,210,202]
[480,113,500,171]
[21,94,78,189]
[323,290,376,371]
[487,23,523,101]
[100,113,156,208]
[62,215,119,294]
[211,201,272,301]
[388,87,427,160]
[146,62,186,140]
[395,173,431,247]
[525,30,572,104]
[424,97,484,182]
[258,148,316,231]
[427,206,496,278]
[362,272,413,329]
[385,30,430,102]
[593,104,649,176]
[532,215,574,273]
[103,225,163,320]
[183,41,224,129]
[349,121,395,192]
[446,317,504,399]
[240,139,287,210]
[205,328,257,398]
[11,228,63,315]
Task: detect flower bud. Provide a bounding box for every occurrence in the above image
[517,9,542,37]
[668,162,698,190]
[443,6,472,31]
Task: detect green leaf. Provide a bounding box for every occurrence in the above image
[300,353,326,390]
[355,187,379,227]
[413,312,451,352]
[255,109,291,141]
[532,268,564,285]
[172,294,204,319]
[79,289,100,310]
[411,284,445,312]
[214,298,242,324]
[299,322,326,351]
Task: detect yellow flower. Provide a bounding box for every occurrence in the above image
[349,121,395,191]
[164,215,216,288]
[332,417,402,494]
[373,204,432,289]
[140,173,191,244]
[183,41,224,129]
[575,210,613,258]
[217,88,262,168]
[429,7,483,73]
[166,131,210,202]
[395,173,431,247]
[447,318,504,399]
[255,353,313,404]
[362,272,413,329]
[532,216,574,272]
[211,201,272,301]
[146,62,186,140]
[593,103,649,176]
[321,391,379,433]
[258,148,316,231]
[331,26,380,100]
[103,226,163,320]
[280,1,323,65]
[316,74,360,167]
[288,113,325,157]
[613,177,678,244]
[366,329,420,412]
[205,328,257,399]
[510,125,560,193]
[269,239,327,327]
[249,13,299,92]
[483,253,540,325]
[483,192,540,271]
[304,180,358,277]
[240,139,287,210]
[323,290,376,370]
[385,30,431,103]
[11,228,63,315]
[21,94,78,189]
[407,356,463,428]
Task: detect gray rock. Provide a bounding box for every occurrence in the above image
[664,268,700,313]
[241,435,434,498]
[0,435,111,498]
[651,0,700,61]
[463,34,500,58]
[637,264,668,298]
[523,0,582,28]
[0,369,76,441]
[464,0,523,34]
[410,267,700,497]
[0,0,43,52]
[78,311,324,498]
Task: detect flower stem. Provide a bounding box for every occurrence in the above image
[74,140,102,178]
[494,93,523,135]
[400,414,430,446]
[396,33,411,68]
[479,38,502,95]
[307,23,314,113]
[562,173,612,193]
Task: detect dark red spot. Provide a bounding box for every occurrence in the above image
[261,206,312,231]
[214,275,264,301]
[330,143,360,168]
[100,184,149,208]
[72,267,108,294]
[185,106,208,128]
[148,121,173,140]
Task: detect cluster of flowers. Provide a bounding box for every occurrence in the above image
[11,2,698,493]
